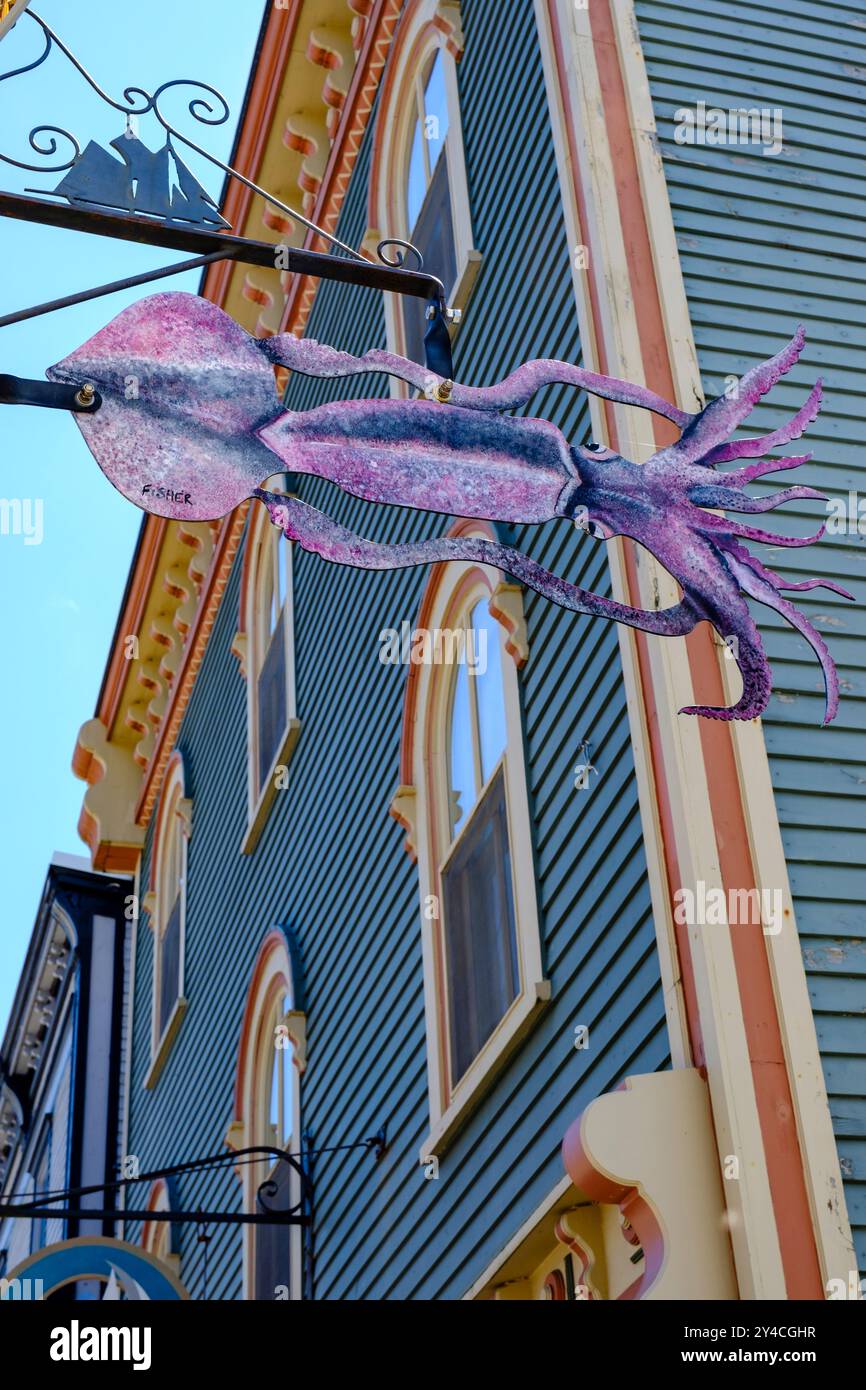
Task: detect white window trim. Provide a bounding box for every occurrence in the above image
[226,931,305,1302]
[241,492,300,855]
[395,548,548,1159]
[365,0,482,387]
[143,755,191,1090]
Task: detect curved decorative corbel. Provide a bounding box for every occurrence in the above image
[561,1070,738,1300]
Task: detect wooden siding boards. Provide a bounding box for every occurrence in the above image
[634,0,866,1275]
[125,0,669,1299]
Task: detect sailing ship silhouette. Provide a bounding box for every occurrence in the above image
[44,133,229,229]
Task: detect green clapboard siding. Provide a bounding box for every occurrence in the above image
[125,0,668,1299]
[635,0,866,1276]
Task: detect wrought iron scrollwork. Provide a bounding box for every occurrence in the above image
[0,7,431,277]
[377,238,425,272]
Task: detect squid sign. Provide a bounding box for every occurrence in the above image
[47,291,851,723]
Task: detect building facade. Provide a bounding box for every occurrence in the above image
[66,0,863,1300]
[0,855,131,1293]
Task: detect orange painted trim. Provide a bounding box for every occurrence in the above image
[140,1178,171,1253]
[393,518,499,1110]
[562,1100,664,1301]
[231,928,292,1123]
[544,0,704,1066]
[365,1,464,238]
[146,748,184,896]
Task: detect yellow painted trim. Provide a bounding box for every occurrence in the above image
[242,717,302,856]
[610,0,856,1290]
[143,996,188,1091]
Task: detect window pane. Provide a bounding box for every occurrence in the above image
[276,536,288,613]
[441,769,519,1083]
[258,608,287,790]
[449,660,475,839]
[403,149,456,364]
[254,1159,293,1300]
[407,115,427,229]
[282,1052,294,1145]
[471,601,508,785]
[159,892,182,1038]
[269,1051,279,1132]
[423,51,449,171]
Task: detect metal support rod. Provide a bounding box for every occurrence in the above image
[0,246,236,329]
[0,1204,310,1226]
[0,191,445,301]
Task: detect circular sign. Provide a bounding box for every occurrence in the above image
[2,1236,187,1300]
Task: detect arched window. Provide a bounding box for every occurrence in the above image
[236,478,300,853]
[141,1179,179,1274]
[228,930,306,1301]
[391,529,548,1157]
[367,0,480,369]
[144,752,191,1086]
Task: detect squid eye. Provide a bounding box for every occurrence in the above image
[586,441,605,452]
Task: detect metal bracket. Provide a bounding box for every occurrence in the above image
[0,372,100,411]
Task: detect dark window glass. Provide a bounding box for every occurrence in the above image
[258,608,287,790]
[159,894,182,1037]
[255,1159,293,1300]
[404,149,457,365]
[441,768,519,1083]
[30,1130,51,1254]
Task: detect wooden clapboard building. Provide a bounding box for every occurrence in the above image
[70,0,864,1299]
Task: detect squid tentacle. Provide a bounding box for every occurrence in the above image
[688,484,826,512]
[672,327,812,465]
[723,550,843,725]
[261,335,691,425]
[696,511,828,548]
[720,453,813,485]
[253,489,698,637]
[702,381,823,465]
[724,543,855,601]
[678,605,772,722]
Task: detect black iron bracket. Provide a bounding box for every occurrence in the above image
[0,371,101,412]
[0,1133,385,1228]
[0,193,456,402]
[0,192,446,303]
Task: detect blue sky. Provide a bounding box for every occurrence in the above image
[0,0,265,1024]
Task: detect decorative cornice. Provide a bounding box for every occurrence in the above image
[135,506,248,826]
[281,0,403,338]
[73,717,146,871]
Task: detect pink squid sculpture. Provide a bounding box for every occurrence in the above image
[47,291,851,723]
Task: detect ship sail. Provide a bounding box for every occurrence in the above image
[42,131,229,230]
[48,139,132,213]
